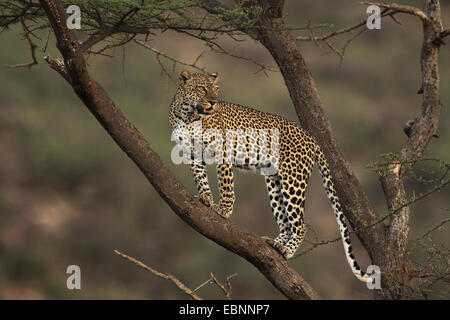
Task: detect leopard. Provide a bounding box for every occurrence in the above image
[169,69,370,283]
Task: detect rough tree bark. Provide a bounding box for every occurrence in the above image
[38,0,320,300]
[373,0,444,299]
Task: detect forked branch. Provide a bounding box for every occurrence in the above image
[362,2,428,21]
[114,249,203,300]
[5,20,38,70]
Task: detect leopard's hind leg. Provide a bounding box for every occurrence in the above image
[276,165,312,259]
[263,174,292,252]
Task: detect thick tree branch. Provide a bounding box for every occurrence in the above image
[380,0,443,232]
[80,27,114,52]
[43,55,71,83]
[38,0,320,300]
[370,0,444,298]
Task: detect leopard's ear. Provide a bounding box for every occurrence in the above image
[179,70,192,84]
[209,72,218,84]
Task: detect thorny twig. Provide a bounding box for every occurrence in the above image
[5,20,38,70]
[295,178,450,258]
[135,39,206,82]
[408,217,450,256]
[296,7,404,64]
[114,249,203,300]
[42,28,50,53]
[209,272,237,300]
[193,272,238,300]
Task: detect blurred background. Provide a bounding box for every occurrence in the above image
[0,0,448,299]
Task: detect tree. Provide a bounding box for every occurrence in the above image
[1,0,448,299]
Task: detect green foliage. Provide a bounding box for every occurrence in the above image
[366,152,399,175]
[0,0,262,36]
[0,0,264,59]
[0,2,43,31]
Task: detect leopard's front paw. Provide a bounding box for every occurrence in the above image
[196,194,213,207]
[211,203,232,219]
[261,236,286,258]
[261,236,275,246]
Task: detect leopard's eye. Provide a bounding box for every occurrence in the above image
[196,85,207,94]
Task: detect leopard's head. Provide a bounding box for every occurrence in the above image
[170,70,219,125]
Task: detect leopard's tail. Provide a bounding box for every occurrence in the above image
[314,144,371,283]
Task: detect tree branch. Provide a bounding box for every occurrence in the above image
[38,0,320,300]
[5,20,38,70]
[296,16,369,42]
[80,27,114,52]
[208,272,236,300]
[440,28,450,39]
[114,249,203,300]
[134,39,206,81]
[295,8,407,63]
[362,2,429,22]
[43,55,71,83]
[373,0,444,298]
